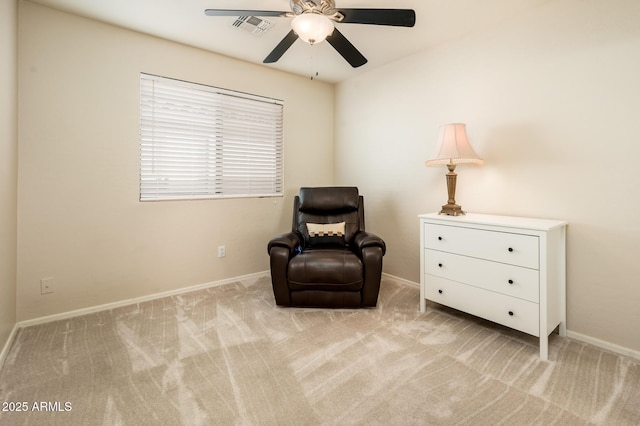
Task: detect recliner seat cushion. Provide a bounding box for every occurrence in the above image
[288,249,363,291]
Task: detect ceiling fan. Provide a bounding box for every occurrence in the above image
[205,0,416,68]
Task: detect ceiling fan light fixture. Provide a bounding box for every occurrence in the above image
[291,13,334,45]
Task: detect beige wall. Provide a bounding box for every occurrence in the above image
[0,0,18,353]
[17,2,334,320]
[335,0,640,353]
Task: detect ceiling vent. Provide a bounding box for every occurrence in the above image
[232,16,273,36]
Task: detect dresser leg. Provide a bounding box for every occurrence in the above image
[539,335,549,361]
[559,321,567,337]
[420,298,426,313]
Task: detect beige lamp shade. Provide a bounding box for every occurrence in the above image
[425,123,483,167]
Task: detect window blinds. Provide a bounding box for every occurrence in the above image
[139,73,284,201]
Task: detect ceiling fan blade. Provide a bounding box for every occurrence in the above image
[263,30,299,63]
[326,28,367,68]
[337,9,416,27]
[205,9,290,17]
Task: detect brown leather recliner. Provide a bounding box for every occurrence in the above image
[267,187,386,308]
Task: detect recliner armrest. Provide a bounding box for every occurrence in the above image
[267,232,303,256]
[352,231,386,256]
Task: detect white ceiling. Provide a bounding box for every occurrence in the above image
[28,0,552,83]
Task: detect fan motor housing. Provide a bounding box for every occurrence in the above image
[290,0,336,16]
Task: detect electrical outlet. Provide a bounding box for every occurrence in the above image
[218,245,226,258]
[41,278,55,295]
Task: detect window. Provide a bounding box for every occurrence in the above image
[139,73,283,201]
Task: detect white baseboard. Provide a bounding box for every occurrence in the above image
[382,273,640,362]
[17,271,270,329]
[382,272,419,287]
[566,330,640,361]
[0,324,19,369]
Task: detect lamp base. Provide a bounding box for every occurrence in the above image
[439,203,465,216]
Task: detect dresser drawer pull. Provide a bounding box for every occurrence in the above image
[438,289,443,294]
[508,311,514,316]
[508,279,514,284]
[438,263,443,268]
[508,247,514,252]
[438,236,443,241]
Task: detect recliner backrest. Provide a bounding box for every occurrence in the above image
[293,187,365,246]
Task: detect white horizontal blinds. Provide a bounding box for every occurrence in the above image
[139,74,283,201]
[218,92,283,196]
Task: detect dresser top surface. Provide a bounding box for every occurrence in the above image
[418,212,567,231]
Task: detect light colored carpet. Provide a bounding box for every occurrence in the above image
[1,276,638,425]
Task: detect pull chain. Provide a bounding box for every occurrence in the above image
[308,45,319,80]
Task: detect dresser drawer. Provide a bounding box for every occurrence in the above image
[424,250,539,302]
[425,275,540,336]
[424,223,539,269]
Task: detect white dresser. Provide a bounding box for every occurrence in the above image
[419,213,567,360]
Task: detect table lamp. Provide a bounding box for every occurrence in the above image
[425,123,483,216]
